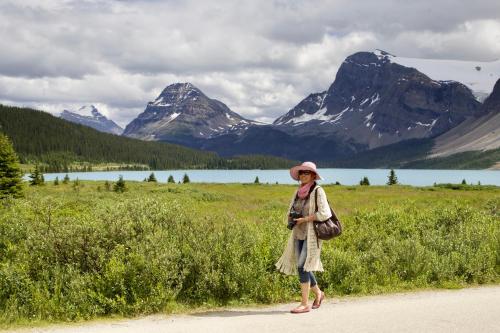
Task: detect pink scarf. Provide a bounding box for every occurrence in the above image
[297,181,315,199]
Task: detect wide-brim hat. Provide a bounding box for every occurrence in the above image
[290,161,323,181]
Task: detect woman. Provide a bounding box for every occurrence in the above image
[275,161,331,314]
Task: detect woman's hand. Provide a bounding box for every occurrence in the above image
[294,215,314,224]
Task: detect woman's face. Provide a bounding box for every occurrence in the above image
[299,170,315,184]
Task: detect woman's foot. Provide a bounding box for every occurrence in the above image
[312,291,325,309]
[290,304,310,314]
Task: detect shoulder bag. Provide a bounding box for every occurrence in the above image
[313,187,342,246]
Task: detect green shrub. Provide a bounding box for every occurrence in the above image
[0,185,498,325]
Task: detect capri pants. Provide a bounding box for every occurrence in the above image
[294,239,317,286]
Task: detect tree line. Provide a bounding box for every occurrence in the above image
[0,104,295,171]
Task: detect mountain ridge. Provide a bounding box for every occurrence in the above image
[273,51,481,151]
[60,105,123,135]
[123,83,261,144]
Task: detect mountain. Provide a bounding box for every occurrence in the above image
[430,78,500,157]
[0,104,295,172]
[186,125,358,160]
[274,51,481,151]
[123,83,261,145]
[119,52,496,169]
[386,51,500,102]
[60,105,123,135]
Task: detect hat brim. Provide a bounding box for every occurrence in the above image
[290,165,323,181]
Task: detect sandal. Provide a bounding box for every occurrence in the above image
[312,291,325,309]
[290,305,310,314]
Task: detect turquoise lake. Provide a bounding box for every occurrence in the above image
[29,169,500,186]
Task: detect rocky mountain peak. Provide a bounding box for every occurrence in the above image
[150,82,205,107]
[60,105,123,135]
[274,50,480,150]
[481,78,500,114]
[123,82,259,142]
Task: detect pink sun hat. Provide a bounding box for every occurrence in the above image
[289,161,323,181]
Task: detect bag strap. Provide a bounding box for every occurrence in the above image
[314,187,340,223]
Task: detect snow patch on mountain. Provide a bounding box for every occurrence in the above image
[60,105,123,135]
[374,49,500,100]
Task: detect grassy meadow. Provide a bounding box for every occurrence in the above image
[0,181,499,327]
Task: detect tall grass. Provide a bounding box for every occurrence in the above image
[0,183,498,325]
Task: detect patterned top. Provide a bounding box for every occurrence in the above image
[292,197,310,240]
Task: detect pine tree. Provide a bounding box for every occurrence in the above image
[63,174,70,184]
[29,165,44,186]
[114,175,126,193]
[360,176,370,186]
[54,176,59,185]
[182,173,190,183]
[254,176,260,184]
[387,169,398,185]
[461,179,467,185]
[167,175,175,183]
[147,172,157,182]
[0,133,23,198]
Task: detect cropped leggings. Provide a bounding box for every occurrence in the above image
[294,239,317,287]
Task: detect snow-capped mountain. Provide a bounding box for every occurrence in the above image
[384,50,500,102]
[123,83,261,143]
[60,105,123,135]
[119,52,497,167]
[274,51,481,150]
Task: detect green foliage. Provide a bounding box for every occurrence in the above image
[462,179,467,185]
[433,183,497,191]
[329,138,434,168]
[403,148,500,169]
[63,174,70,184]
[226,155,297,169]
[104,180,111,191]
[29,165,44,186]
[147,172,157,182]
[359,176,370,186]
[182,173,190,184]
[0,183,498,326]
[254,176,260,184]
[72,178,81,192]
[387,169,398,185]
[113,176,126,193]
[167,175,175,183]
[0,133,23,198]
[53,177,59,186]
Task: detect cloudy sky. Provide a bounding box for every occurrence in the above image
[1,0,499,126]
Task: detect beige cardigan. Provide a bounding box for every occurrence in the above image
[275,185,332,275]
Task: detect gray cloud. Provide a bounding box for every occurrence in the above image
[0,0,499,126]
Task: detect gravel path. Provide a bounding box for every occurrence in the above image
[8,286,500,333]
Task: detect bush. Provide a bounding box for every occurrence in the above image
[113,176,126,193]
[0,186,498,325]
[147,172,157,182]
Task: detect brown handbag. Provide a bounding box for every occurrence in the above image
[313,188,342,246]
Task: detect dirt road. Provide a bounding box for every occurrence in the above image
[10,286,500,333]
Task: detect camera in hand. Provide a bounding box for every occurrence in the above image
[287,209,303,230]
